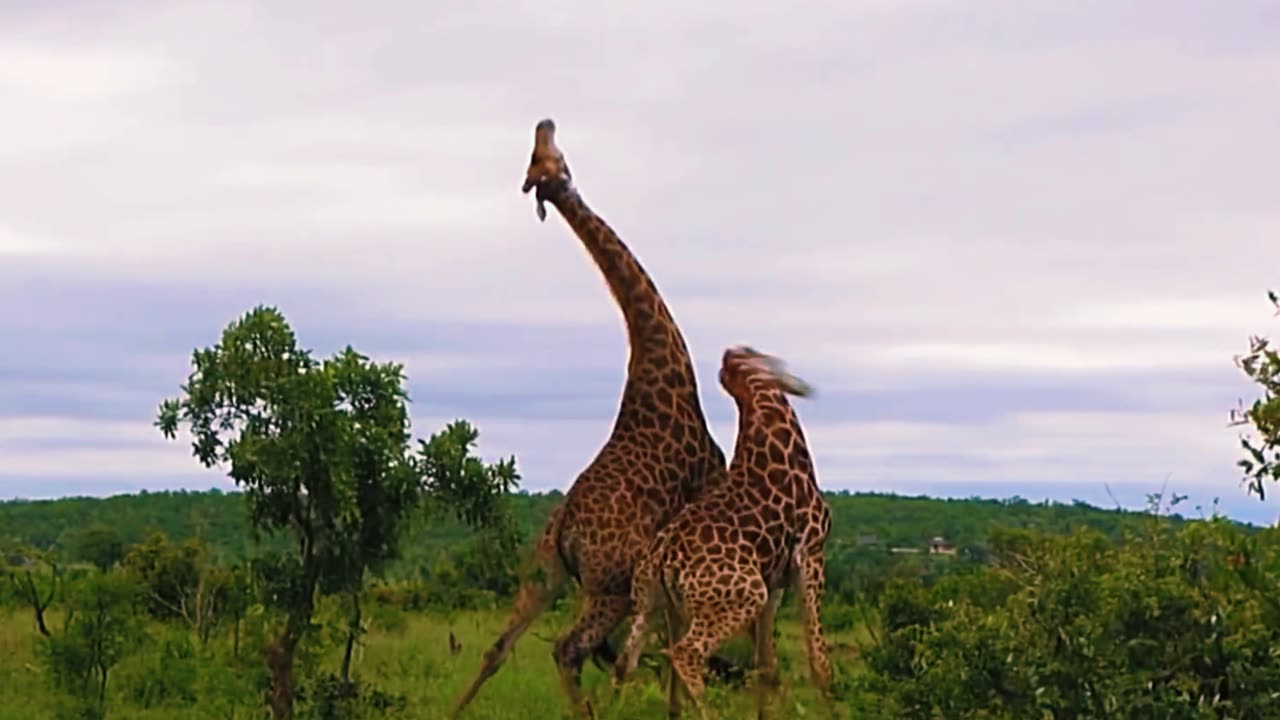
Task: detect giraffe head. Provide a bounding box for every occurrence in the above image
[719,345,814,402]
[523,118,573,221]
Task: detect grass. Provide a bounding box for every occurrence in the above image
[0,601,869,719]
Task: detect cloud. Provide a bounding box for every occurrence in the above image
[1,0,1277,524]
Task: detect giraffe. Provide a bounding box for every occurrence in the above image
[615,345,834,720]
[448,119,728,718]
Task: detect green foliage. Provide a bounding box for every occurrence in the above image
[153,306,429,717]
[123,630,200,707]
[295,673,408,720]
[152,306,522,718]
[155,306,424,594]
[420,420,520,530]
[67,524,125,572]
[3,545,61,635]
[1232,289,1280,499]
[41,569,145,719]
[1,489,1215,603]
[121,531,203,620]
[863,512,1280,719]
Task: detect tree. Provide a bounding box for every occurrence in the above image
[41,569,143,720]
[121,531,203,620]
[66,524,125,572]
[220,562,253,657]
[4,544,61,636]
[1232,290,1280,500]
[155,305,517,718]
[121,532,235,645]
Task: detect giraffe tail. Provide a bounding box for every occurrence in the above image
[449,505,571,718]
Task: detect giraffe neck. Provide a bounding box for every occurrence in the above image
[732,390,809,468]
[734,380,795,423]
[545,185,681,365]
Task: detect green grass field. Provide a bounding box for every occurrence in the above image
[0,603,867,719]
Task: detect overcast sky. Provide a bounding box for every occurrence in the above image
[2,1,1278,524]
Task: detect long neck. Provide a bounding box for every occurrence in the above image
[545,184,678,359]
[732,386,808,466]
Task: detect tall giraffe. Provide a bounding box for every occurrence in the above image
[449,119,728,718]
[615,346,833,720]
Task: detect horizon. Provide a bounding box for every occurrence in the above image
[2,2,1278,527]
[3,475,1270,530]
[2,483,1262,530]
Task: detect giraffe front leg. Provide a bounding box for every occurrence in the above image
[669,582,767,720]
[553,594,631,719]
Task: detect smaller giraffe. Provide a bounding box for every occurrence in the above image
[615,346,833,719]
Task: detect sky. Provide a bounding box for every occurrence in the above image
[1,1,1278,525]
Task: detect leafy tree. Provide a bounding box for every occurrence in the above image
[4,544,61,636]
[155,306,516,718]
[121,532,238,646]
[121,531,203,620]
[419,419,519,528]
[1232,289,1280,500]
[220,562,253,657]
[42,569,144,720]
[67,523,126,572]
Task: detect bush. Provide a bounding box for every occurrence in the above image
[295,673,407,720]
[40,570,144,719]
[863,519,1280,720]
[123,631,199,708]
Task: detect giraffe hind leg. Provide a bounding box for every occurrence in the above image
[752,589,785,720]
[554,594,632,718]
[663,603,684,720]
[794,545,835,716]
[449,515,569,719]
[614,553,662,685]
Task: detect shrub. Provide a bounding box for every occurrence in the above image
[864,519,1280,720]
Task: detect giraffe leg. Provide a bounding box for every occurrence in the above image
[663,603,684,720]
[669,583,767,720]
[449,512,569,719]
[554,594,632,719]
[794,546,834,715]
[614,554,661,685]
[610,609,650,689]
[752,590,785,720]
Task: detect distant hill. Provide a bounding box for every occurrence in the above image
[0,487,1235,578]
